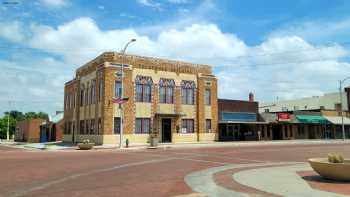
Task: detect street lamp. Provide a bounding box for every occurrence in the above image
[339,77,350,141]
[119,39,136,149]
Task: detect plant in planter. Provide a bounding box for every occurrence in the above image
[149,132,159,147]
[309,153,350,181]
[78,139,95,150]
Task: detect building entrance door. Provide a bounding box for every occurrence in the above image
[162,119,172,142]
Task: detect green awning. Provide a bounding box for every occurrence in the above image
[296,115,328,124]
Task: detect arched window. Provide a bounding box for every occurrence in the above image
[181,80,195,105]
[135,75,153,102]
[159,78,175,104]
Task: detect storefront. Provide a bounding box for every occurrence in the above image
[295,115,329,139]
[218,111,265,141]
[324,116,350,139]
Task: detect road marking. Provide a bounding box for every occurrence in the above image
[9,156,179,197]
[185,162,303,197]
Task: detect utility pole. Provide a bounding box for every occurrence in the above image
[119,39,136,149]
[6,101,12,141]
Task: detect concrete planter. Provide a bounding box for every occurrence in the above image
[150,137,159,147]
[78,143,94,150]
[308,158,350,181]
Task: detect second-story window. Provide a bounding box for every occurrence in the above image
[135,75,153,102]
[181,80,195,105]
[115,81,122,98]
[159,78,175,104]
[205,88,211,105]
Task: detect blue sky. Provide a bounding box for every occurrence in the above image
[1,0,350,115]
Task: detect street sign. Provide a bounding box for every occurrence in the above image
[112,97,129,104]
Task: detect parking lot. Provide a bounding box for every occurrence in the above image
[1,142,350,197]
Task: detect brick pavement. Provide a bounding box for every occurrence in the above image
[0,142,350,197]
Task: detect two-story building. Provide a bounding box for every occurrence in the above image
[64,52,218,145]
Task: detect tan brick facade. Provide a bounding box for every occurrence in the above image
[63,52,218,145]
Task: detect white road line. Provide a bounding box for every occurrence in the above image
[9,156,179,197]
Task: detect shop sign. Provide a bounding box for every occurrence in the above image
[278,113,291,121]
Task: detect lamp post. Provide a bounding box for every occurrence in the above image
[119,39,136,149]
[339,77,350,141]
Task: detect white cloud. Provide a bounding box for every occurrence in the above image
[28,17,248,65]
[39,0,68,8]
[136,0,161,9]
[268,17,350,44]
[1,16,350,115]
[0,21,24,42]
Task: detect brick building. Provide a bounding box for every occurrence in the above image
[218,97,268,141]
[15,118,45,143]
[64,52,218,145]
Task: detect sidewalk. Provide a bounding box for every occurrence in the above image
[1,139,349,151]
[84,139,350,151]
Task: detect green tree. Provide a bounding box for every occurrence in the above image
[24,112,37,119]
[36,112,48,120]
[0,115,16,139]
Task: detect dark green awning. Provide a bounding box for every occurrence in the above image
[296,115,328,124]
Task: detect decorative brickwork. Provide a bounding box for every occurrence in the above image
[64,52,218,144]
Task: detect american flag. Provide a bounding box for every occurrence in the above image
[112,97,127,104]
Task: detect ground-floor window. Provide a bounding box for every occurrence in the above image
[206,119,211,133]
[182,119,194,133]
[114,117,121,134]
[135,118,150,134]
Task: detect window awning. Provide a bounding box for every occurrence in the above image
[219,120,267,124]
[324,116,350,125]
[221,112,257,122]
[296,115,328,124]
